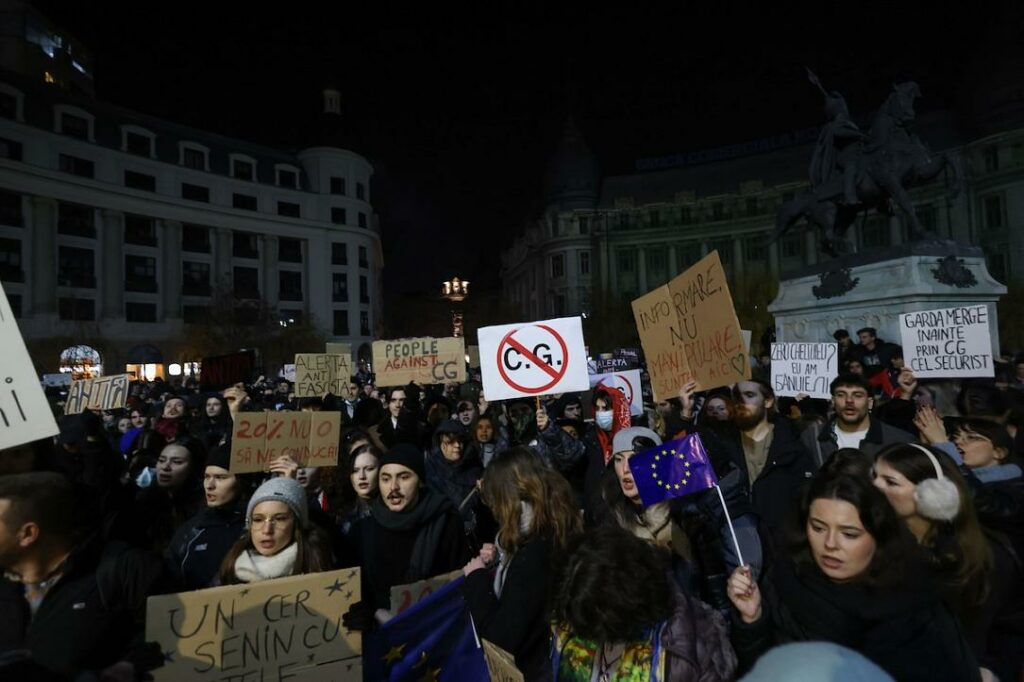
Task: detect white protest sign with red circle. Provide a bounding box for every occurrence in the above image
[589,369,644,417]
[477,316,590,401]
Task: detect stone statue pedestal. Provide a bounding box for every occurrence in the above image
[768,241,1007,354]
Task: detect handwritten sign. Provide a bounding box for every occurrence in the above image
[372,337,466,386]
[294,354,351,398]
[0,283,58,448]
[230,411,341,474]
[64,374,129,415]
[389,570,462,615]
[325,342,351,358]
[483,639,525,682]
[477,317,590,401]
[145,567,361,682]
[770,343,838,400]
[632,251,749,400]
[200,350,256,391]
[899,305,993,378]
[589,369,644,416]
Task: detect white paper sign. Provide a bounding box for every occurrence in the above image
[477,316,590,401]
[0,282,59,449]
[590,369,644,417]
[770,343,839,400]
[899,305,993,378]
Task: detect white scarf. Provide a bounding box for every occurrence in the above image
[493,501,534,598]
[233,543,298,583]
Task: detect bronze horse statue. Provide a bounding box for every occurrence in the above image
[769,81,963,257]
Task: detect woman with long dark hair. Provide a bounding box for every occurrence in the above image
[335,442,382,536]
[462,447,582,678]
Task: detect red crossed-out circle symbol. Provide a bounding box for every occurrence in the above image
[597,373,635,406]
[496,324,569,394]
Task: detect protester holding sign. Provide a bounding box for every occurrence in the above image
[463,447,582,677]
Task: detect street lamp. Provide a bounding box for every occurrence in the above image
[441,276,469,337]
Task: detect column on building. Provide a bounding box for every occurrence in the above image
[31,196,57,315]
[215,227,232,284]
[162,219,183,318]
[804,230,817,266]
[636,246,647,293]
[668,244,678,276]
[732,238,745,281]
[262,234,279,307]
[889,215,903,246]
[308,231,331,337]
[768,241,780,277]
[100,209,124,319]
[597,237,610,294]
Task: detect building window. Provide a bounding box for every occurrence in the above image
[183,305,207,324]
[618,214,631,230]
[578,216,589,234]
[0,237,22,282]
[278,238,302,263]
[0,190,22,226]
[330,177,346,195]
[356,182,365,200]
[232,232,259,258]
[233,267,259,298]
[711,202,726,221]
[579,251,590,275]
[678,207,692,224]
[744,236,767,262]
[358,246,368,268]
[278,169,298,188]
[58,153,94,178]
[57,202,94,237]
[232,159,254,181]
[58,297,94,321]
[677,243,701,268]
[124,170,156,191]
[551,254,565,278]
[745,197,759,216]
[279,271,303,301]
[333,309,349,335]
[987,250,1008,283]
[331,207,347,225]
[983,194,1005,230]
[649,211,661,229]
[181,183,209,202]
[124,131,152,157]
[359,275,369,303]
[125,302,157,323]
[232,193,257,211]
[182,261,211,296]
[617,250,636,273]
[781,232,804,259]
[58,246,95,287]
[358,212,367,228]
[332,273,348,302]
[182,147,206,170]
[277,201,301,218]
[0,92,16,120]
[125,255,157,292]
[60,112,90,140]
[646,249,667,279]
[0,137,22,161]
[124,215,157,246]
[331,243,347,265]
[983,146,999,173]
[360,311,370,336]
[182,224,210,253]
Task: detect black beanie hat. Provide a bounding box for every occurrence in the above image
[206,444,232,471]
[380,443,426,481]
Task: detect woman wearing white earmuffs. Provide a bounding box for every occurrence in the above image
[873,442,1017,682]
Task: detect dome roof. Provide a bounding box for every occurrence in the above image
[544,117,599,210]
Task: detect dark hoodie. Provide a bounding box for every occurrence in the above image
[425,420,483,526]
[166,504,245,590]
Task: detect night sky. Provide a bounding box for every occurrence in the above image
[36,2,1021,301]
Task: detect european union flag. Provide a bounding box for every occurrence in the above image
[363,576,490,682]
[630,433,718,507]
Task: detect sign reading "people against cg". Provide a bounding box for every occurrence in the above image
[477,317,590,401]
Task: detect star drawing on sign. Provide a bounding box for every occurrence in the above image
[382,644,406,665]
[325,578,346,595]
[346,590,353,599]
[238,588,250,597]
[347,569,357,579]
[163,650,175,663]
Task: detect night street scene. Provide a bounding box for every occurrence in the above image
[1,1,1024,680]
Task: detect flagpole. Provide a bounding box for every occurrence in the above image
[714,484,745,567]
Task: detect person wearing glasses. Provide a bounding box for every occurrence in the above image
[218,477,333,584]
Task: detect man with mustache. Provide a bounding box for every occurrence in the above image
[345,443,471,629]
[801,373,913,465]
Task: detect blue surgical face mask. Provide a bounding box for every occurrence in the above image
[595,410,614,431]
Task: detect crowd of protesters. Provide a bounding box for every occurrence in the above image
[1,328,1023,681]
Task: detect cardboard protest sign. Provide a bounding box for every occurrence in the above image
[64,374,130,415]
[372,337,466,386]
[899,305,994,378]
[200,350,256,391]
[0,283,59,448]
[294,354,352,398]
[477,317,590,401]
[770,343,839,400]
[483,639,525,682]
[145,567,362,682]
[389,570,462,616]
[230,411,341,474]
[632,251,749,400]
[325,342,351,358]
[590,369,644,416]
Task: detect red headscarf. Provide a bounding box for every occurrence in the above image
[596,386,632,465]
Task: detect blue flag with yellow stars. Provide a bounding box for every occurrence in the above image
[630,433,718,507]
[363,575,489,682]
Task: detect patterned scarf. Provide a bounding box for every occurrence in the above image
[550,622,665,682]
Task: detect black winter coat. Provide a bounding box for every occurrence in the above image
[166,504,245,590]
